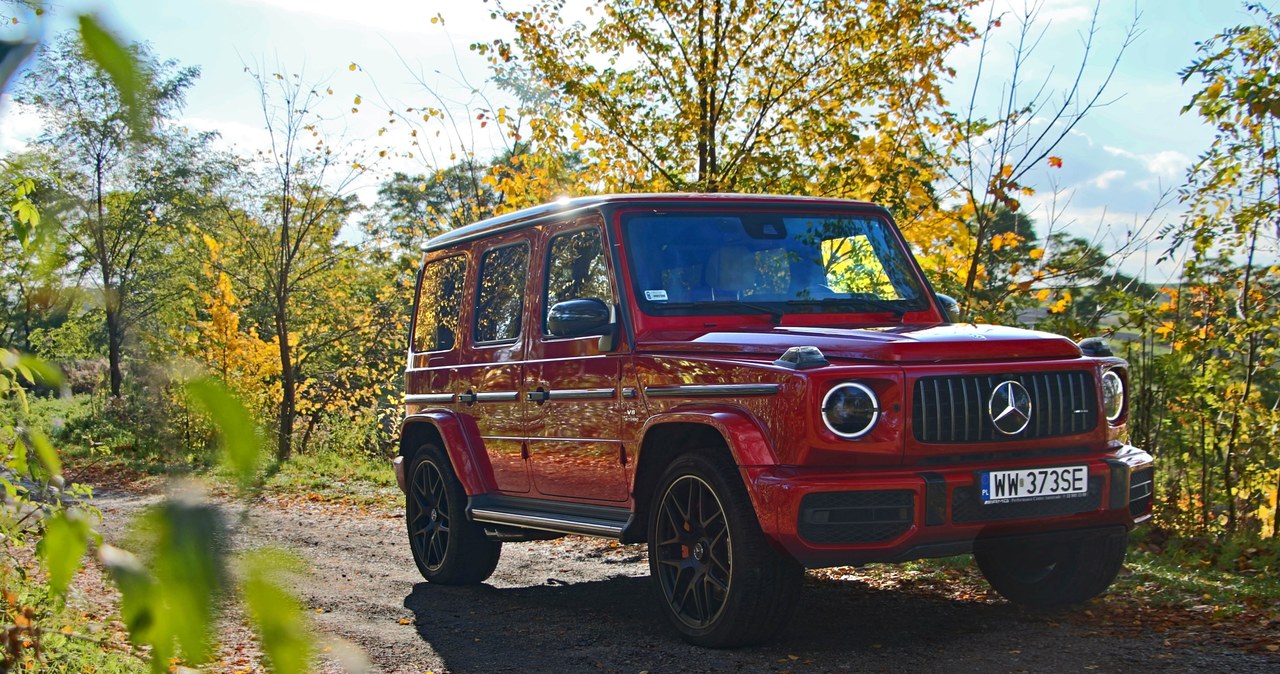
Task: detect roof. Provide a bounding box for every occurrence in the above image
[423,192,885,252]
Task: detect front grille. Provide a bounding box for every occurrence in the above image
[952,476,1104,524]
[1129,467,1154,517]
[798,491,914,544]
[913,371,1098,444]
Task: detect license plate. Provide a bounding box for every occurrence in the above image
[980,465,1088,504]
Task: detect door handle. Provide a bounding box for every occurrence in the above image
[526,387,549,403]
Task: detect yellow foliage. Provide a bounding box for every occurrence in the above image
[1048,290,1072,314]
[191,238,282,417]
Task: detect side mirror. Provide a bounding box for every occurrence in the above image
[547,298,613,338]
[935,293,963,323]
[1077,337,1113,357]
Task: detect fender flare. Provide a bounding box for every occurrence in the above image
[638,405,779,467]
[399,411,496,495]
[630,405,783,541]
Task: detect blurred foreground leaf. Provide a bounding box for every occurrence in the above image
[38,511,91,597]
[103,496,227,672]
[186,377,261,489]
[77,14,144,133]
[241,549,314,674]
[27,426,60,478]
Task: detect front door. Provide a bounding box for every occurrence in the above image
[525,217,629,502]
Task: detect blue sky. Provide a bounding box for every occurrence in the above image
[1,0,1269,282]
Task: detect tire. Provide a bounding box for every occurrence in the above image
[974,528,1128,608]
[647,452,803,648]
[405,444,501,584]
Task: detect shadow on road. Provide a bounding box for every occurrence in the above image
[403,572,1028,673]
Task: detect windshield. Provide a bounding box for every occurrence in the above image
[621,209,928,316]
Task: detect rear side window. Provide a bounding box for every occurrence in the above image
[474,243,529,343]
[413,256,466,352]
[544,227,611,333]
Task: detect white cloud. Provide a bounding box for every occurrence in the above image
[238,0,445,36]
[1100,146,1189,180]
[1144,150,1190,179]
[1103,145,1136,159]
[181,116,274,154]
[234,0,515,41]
[1036,0,1095,24]
[1090,169,1126,190]
[0,98,42,154]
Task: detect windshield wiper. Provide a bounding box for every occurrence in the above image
[789,296,906,320]
[654,300,784,325]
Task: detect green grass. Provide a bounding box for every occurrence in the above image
[262,446,400,508]
[1113,541,1280,617]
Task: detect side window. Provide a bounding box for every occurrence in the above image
[413,256,466,352]
[544,227,612,333]
[474,243,530,343]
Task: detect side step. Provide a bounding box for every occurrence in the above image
[468,495,632,539]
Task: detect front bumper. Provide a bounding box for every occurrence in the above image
[747,444,1154,568]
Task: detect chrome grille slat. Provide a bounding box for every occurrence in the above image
[912,371,1099,444]
[946,378,956,441]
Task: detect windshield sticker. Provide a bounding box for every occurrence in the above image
[644,289,669,301]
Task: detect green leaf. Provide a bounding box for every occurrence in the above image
[77,14,144,133]
[108,497,228,671]
[18,354,64,388]
[28,427,61,478]
[9,436,27,476]
[99,544,167,671]
[148,497,226,666]
[186,377,261,489]
[38,512,91,598]
[241,549,314,674]
[11,217,28,243]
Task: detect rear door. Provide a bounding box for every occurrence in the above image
[460,233,533,493]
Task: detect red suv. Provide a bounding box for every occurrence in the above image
[395,194,1153,647]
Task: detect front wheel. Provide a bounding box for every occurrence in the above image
[405,444,501,584]
[647,452,803,648]
[974,528,1128,608]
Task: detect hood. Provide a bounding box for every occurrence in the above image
[635,323,1083,364]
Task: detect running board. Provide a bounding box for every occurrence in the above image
[468,495,632,539]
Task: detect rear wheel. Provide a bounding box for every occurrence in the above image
[974,528,1127,608]
[647,452,802,648]
[406,444,501,584]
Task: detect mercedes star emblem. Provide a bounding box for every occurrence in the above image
[988,380,1032,435]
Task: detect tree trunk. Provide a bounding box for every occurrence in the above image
[275,172,295,462]
[105,304,124,397]
[94,155,124,398]
[276,296,295,462]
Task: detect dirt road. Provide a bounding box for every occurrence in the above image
[92,487,1278,673]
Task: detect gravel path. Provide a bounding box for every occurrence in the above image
[92,487,1279,674]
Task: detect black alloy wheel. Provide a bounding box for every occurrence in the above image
[405,444,501,584]
[653,473,733,630]
[408,457,451,572]
[647,452,802,648]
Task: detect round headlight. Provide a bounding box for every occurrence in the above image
[822,382,880,439]
[1101,370,1125,423]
